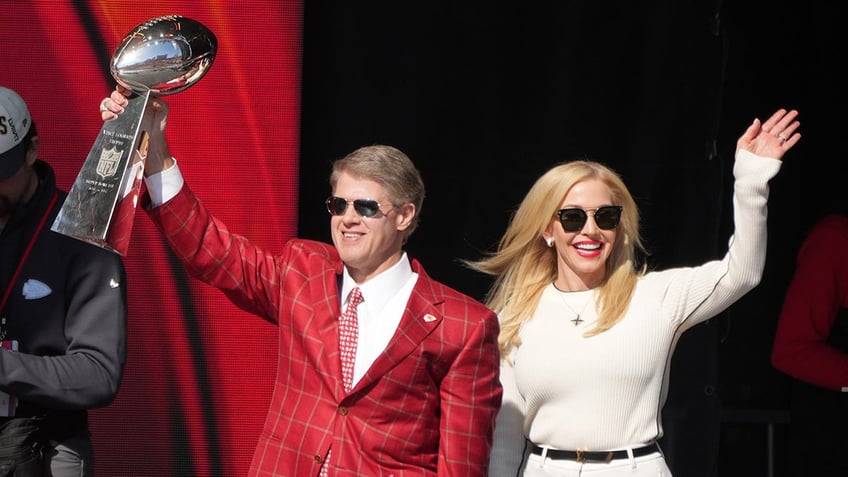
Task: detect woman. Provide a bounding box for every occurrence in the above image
[468,108,800,476]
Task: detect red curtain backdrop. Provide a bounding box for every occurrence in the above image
[1,2,302,476]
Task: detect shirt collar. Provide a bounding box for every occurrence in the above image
[341,252,414,313]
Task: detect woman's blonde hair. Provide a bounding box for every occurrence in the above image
[465,160,646,356]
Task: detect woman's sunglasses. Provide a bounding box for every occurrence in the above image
[554,205,623,232]
[326,196,391,218]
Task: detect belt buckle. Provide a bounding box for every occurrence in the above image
[576,449,615,464]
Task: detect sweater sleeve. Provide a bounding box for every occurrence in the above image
[0,241,127,410]
[652,149,782,330]
[488,356,529,476]
[771,215,848,391]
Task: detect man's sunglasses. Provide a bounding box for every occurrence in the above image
[554,205,623,232]
[326,196,391,218]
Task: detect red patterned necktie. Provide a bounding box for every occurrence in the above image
[339,287,363,392]
[321,287,364,477]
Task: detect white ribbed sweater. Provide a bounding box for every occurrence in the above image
[488,149,782,475]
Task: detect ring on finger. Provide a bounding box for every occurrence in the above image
[99,98,110,113]
[778,134,787,144]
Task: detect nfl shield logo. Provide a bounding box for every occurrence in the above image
[96,147,123,179]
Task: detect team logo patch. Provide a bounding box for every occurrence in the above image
[22,279,51,300]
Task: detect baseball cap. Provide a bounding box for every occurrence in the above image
[0,86,33,179]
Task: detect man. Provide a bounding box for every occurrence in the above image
[0,86,127,476]
[101,86,501,476]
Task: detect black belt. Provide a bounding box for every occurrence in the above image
[530,442,660,463]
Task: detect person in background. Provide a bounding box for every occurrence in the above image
[0,85,127,476]
[100,85,502,476]
[467,108,799,476]
[771,212,848,475]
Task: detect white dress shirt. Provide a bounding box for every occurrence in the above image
[341,254,418,386]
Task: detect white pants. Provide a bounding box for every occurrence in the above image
[523,451,671,476]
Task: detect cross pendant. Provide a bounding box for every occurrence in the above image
[571,315,583,326]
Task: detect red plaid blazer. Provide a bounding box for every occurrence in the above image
[146,184,502,476]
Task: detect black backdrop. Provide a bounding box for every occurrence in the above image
[297,2,846,476]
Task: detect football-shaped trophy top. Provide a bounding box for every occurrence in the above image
[110,15,217,95]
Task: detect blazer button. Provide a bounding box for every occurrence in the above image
[313,455,322,463]
[338,406,349,415]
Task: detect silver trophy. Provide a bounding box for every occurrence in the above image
[51,15,217,255]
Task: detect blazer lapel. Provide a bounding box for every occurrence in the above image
[307,268,345,397]
[354,273,442,390]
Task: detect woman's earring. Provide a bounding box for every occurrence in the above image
[545,237,554,247]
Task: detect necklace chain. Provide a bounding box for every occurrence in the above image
[553,284,593,326]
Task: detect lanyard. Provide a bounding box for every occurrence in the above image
[0,190,59,338]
